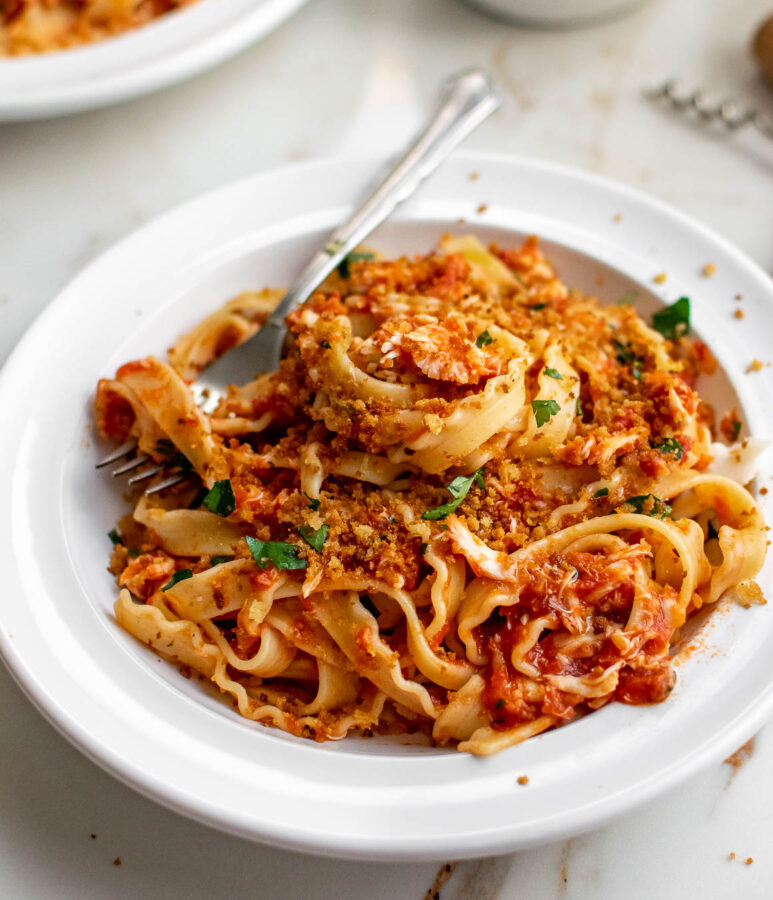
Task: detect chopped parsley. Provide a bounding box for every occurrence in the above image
[730,420,742,442]
[475,330,494,348]
[154,438,191,470]
[419,542,428,555]
[201,479,236,517]
[127,548,141,558]
[303,492,321,511]
[593,488,609,498]
[612,339,644,380]
[531,399,559,428]
[543,366,563,380]
[653,437,684,460]
[337,250,375,279]
[422,468,485,521]
[162,569,193,591]
[530,303,546,311]
[108,529,123,546]
[576,397,582,417]
[210,555,232,566]
[246,536,307,570]
[320,340,331,349]
[298,524,329,553]
[622,494,672,519]
[495,698,506,710]
[652,296,690,341]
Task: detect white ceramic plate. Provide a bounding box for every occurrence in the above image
[1,153,772,861]
[0,0,307,121]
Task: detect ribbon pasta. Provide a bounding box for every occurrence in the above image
[97,235,767,755]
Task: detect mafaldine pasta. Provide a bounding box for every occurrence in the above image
[96,235,766,755]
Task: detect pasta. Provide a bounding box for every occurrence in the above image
[96,235,767,755]
[1,0,195,55]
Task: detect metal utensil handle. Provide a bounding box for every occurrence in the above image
[265,68,501,330]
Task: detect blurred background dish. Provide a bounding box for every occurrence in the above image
[460,0,653,28]
[0,0,308,120]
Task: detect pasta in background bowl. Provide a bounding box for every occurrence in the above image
[1,154,772,858]
[0,0,308,120]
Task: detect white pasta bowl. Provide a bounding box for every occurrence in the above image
[0,152,772,860]
[0,0,307,121]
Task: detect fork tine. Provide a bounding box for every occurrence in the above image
[145,473,190,495]
[111,454,151,477]
[127,463,166,487]
[95,438,138,468]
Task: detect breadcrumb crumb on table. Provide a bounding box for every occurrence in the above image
[734,309,745,320]
[653,272,667,284]
[746,857,754,865]
[113,857,122,866]
[702,263,717,277]
[613,214,623,223]
[476,203,489,214]
[517,775,529,785]
[729,852,736,860]
[747,359,765,373]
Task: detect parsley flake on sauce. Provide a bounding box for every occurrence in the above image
[108,529,123,546]
[201,479,236,517]
[475,330,494,348]
[543,367,563,380]
[246,536,307,570]
[653,437,683,460]
[298,524,329,553]
[594,488,609,498]
[422,469,485,521]
[531,399,559,428]
[162,569,193,591]
[210,556,232,566]
[652,297,690,341]
[622,494,672,519]
[337,251,375,279]
[303,492,321,511]
[730,420,742,442]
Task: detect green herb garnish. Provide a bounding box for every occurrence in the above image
[246,536,307,570]
[495,698,506,710]
[337,251,375,279]
[475,330,494,348]
[594,488,609,498]
[422,468,485,521]
[155,438,191,471]
[652,296,690,341]
[162,569,193,591]
[210,556,232,566]
[543,367,563,380]
[531,399,559,428]
[298,524,329,553]
[201,479,236,517]
[653,437,683,460]
[320,340,331,349]
[730,420,742,442]
[303,492,321,511]
[419,542,428,555]
[576,397,582,417]
[108,529,123,546]
[530,303,546,311]
[622,494,672,519]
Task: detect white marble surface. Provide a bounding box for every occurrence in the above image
[2,0,773,896]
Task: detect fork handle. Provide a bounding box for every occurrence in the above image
[264,68,501,330]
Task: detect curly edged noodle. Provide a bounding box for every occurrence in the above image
[101,235,767,755]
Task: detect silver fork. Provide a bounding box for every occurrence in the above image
[97,67,501,493]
